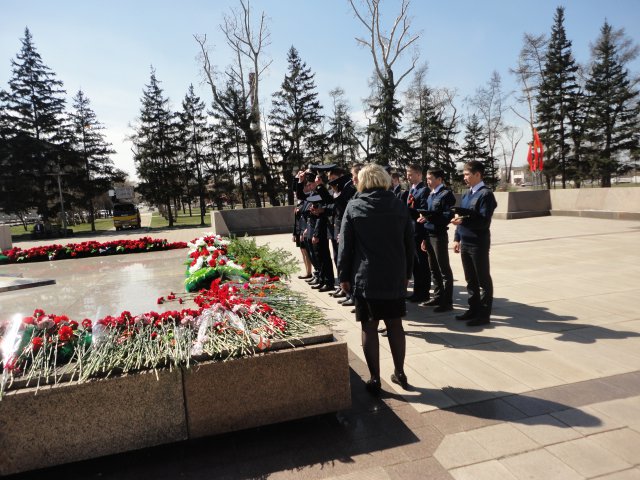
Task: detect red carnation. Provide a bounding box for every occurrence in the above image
[31,337,44,351]
[81,318,92,329]
[58,325,74,342]
[157,297,164,304]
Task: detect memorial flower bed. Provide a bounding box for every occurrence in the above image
[1,237,188,263]
[0,234,325,398]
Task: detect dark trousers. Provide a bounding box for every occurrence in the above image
[411,238,430,299]
[313,237,335,286]
[460,243,493,318]
[331,238,339,268]
[305,236,320,277]
[426,234,454,306]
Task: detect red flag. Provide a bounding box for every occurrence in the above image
[533,129,544,171]
[527,143,534,171]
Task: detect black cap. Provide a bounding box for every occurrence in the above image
[309,163,337,172]
[328,175,351,188]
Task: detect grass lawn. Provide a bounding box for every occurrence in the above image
[9,218,115,242]
[150,208,211,229]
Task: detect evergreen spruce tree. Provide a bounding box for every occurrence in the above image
[130,68,179,226]
[584,21,639,187]
[0,28,70,221]
[368,69,404,165]
[176,84,209,225]
[405,77,460,181]
[536,6,581,188]
[67,89,119,230]
[326,87,360,167]
[269,46,323,205]
[209,82,254,208]
[460,114,494,188]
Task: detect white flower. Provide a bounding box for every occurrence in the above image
[188,256,204,274]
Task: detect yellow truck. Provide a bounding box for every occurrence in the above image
[113,203,141,231]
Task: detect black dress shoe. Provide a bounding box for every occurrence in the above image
[350,308,356,313]
[342,298,355,307]
[319,285,334,292]
[337,297,350,304]
[306,277,318,284]
[297,274,312,279]
[365,378,381,395]
[332,290,347,298]
[311,283,324,289]
[391,371,409,389]
[455,310,476,321]
[467,317,490,327]
[421,298,440,306]
[434,304,454,313]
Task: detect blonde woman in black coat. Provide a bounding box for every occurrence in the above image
[338,164,415,394]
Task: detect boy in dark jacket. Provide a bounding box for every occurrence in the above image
[452,160,498,327]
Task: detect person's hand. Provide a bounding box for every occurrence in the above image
[312,236,319,245]
[297,170,305,182]
[453,241,461,254]
[420,239,427,252]
[451,215,463,226]
[417,215,427,224]
[340,281,351,293]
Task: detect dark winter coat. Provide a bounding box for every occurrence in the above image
[337,189,414,299]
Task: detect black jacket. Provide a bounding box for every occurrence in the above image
[338,189,415,299]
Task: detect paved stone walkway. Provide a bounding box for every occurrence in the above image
[2,216,639,479]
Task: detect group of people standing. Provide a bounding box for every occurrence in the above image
[293,160,497,394]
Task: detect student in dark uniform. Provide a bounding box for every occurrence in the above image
[418,168,456,312]
[452,160,498,327]
[405,164,431,302]
[390,172,404,199]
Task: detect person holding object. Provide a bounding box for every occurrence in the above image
[338,164,414,394]
[451,160,498,327]
[417,168,456,312]
[405,164,431,303]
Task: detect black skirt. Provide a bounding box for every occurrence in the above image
[354,296,406,322]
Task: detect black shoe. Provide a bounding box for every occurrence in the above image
[434,304,454,313]
[380,330,388,337]
[455,310,476,321]
[421,298,440,307]
[350,308,356,313]
[311,283,324,289]
[332,290,347,298]
[365,378,381,395]
[391,371,409,389]
[377,327,387,333]
[337,297,350,304]
[297,274,312,279]
[467,317,490,327]
[406,295,427,303]
[306,277,318,284]
[342,298,355,307]
[319,285,334,292]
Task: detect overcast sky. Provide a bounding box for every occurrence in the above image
[2,0,639,179]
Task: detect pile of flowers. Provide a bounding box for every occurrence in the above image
[1,237,188,263]
[0,234,326,398]
[184,234,298,292]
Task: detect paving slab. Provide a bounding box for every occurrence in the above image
[2,216,640,479]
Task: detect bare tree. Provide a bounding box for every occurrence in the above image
[469,71,509,167]
[510,33,547,140]
[349,0,420,88]
[349,0,420,163]
[498,125,524,185]
[195,0,280,206]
